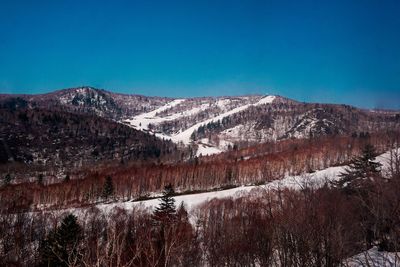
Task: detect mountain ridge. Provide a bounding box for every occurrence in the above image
[1,86,399,161]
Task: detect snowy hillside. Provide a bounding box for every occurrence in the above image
[2,86,399,158]
[119,91,399,156]
[122,95,278,155]
[93,149,396,213]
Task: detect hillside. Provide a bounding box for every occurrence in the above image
[1,86,399,158]
[0,106,180,183]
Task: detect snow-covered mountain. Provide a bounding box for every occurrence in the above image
[119,91,399,156]
[1,86,399,157]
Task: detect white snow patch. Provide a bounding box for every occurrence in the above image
[123,99,185,131]
[196,144,222,157]
[216,99,232,109]
[256,95,276,105]
[345,247,400,267]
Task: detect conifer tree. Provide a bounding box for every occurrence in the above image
[37,174,44,185]
[153,183,176,223]
[152,184,177,267]
[39,214,82,267]
[102,176,114,200]
[2,173,11,186]
[333,144,382,191]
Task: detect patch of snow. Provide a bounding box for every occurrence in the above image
[97,185,255,213]
[256,95,276,105]
[196,144,222,157]
[216,99,232,109]
[218,139,234,150]
[123,99,185,130]
[345,247,400,267]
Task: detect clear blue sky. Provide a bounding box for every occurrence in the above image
[0,0,399,109]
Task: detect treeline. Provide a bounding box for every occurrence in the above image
[1,151,400,266]
[0,132,398,211]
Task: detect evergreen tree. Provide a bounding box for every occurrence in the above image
[2,173,11,186]
[153,183,176,223]
[39,214,82,267]
[102,176,114,200]
[333,144,382,191]
[152,184,177,267]
[37,174,44,185]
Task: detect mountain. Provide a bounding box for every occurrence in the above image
[1,86,399,182]
[120,93,399,156]
[0,86,171,119]
[0,103,181,183]
[1,86,399,161]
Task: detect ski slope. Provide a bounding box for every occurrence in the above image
[123,99,186,131]
[122,95,276,148]
[170,95,276,145]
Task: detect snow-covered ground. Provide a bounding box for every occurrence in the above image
[96,165,344,213]
[93,149,395,214]
[195,143,222,157]
[345,247,400,267]
[123,99,186,131]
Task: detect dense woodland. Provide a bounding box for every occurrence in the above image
[0,106,184,182]
[1,131,398,212]
[1,145,400,266]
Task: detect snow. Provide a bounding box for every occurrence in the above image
[218,139,234,150]
[96,186,255,214]
[345,247,400,267]
[262,165,344,190]
[123,95,276,148]
[92,149,395,214]
[216,99,232,109]
[169,95,276,145]
[123,99,185,131]
[93,164,336,213]
[256,95,276,105]
[169,102,254,144]
[220,123,257,142]
[196,143,222,156]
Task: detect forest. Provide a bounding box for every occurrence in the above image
[1,142,400,266]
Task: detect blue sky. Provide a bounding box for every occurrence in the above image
[0,0,399,109]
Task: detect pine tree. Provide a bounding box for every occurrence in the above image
[152,184,177,267]
[153,183,176,223]
[102,176,114,200]
[37,174,44,185]
[2,173,11,186]
[39,214,83,267]
[333,144,382,191]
